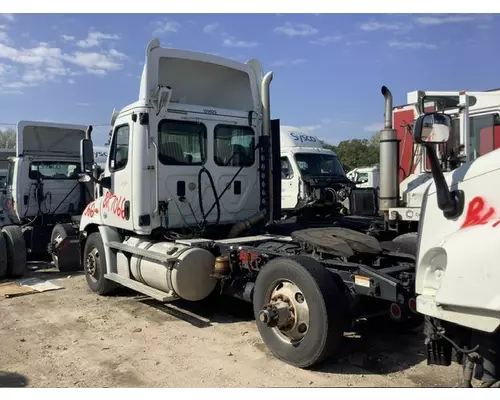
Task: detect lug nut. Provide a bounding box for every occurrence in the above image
[259,310,271,324]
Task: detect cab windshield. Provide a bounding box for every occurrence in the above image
[294,153,346,177]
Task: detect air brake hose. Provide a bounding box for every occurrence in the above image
[197,167,221,228]
[51,181,80,215]
[204,142,262,219]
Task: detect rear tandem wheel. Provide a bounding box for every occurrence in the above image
[3,225,27,279]
[50,223,82,272]
[253,256,349,368]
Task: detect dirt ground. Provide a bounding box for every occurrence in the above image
[0,267,463,388]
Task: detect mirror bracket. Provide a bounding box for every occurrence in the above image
[423,143,464,220]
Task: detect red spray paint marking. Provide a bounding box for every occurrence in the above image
[102,192,127,220]
[83,201,99,218]
[461,196,496,229]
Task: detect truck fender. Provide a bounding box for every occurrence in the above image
[80,198,104,231]
[96,225,121,275]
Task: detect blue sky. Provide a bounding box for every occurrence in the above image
[0,13,498,146]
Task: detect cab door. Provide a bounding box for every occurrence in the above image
[281,155,299,210]
[100,119,134,229]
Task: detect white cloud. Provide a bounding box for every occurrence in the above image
[274,22,318,37]
[298,125,322,133]
[388,41,437,50]
[61,34,75,41]
[310,35,342,45]
[345,40,368,46]
[0,31,9,45]
[0,41,127,92]
[360,21,410,32]
[203,23,219,34]
[64,51,124,74]
[153,19,181,35]
[3,81,29,89]
[109,49,127,59]
[76,31,120,48]
[271,58,306,67]
[222,37,258,48]
[364,122,384,132]
[271,60,285,67]
[415,15,477,25]
[321,118,332,124]
[0,14,14,22]
[1,89,23,95]
[68,78,76,84]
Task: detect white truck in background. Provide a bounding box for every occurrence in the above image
[0,121,97,280]
[279,125,354,218]
[347,166,379,189]
[410,103,500,388]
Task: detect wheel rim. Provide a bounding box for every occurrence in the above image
[260,279,310,345]
[85,247,100,283]
[51,233,62,265]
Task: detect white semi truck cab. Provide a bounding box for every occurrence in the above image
[71,39,423,369]
[0,120,96,280]
[411,91,500,387]
[279,125,354,217]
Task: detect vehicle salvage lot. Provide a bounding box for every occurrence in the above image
[1,268,461,388]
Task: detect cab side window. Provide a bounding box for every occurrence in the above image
[109,125,130,172]
[280,157,294,179]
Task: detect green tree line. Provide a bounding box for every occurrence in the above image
[0,128,16,149]
[322,132,380,172]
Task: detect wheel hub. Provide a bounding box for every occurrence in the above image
[260,280,310,343]
[85,249,98,277]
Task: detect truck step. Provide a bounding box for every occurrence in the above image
[104,273,179,302]
[106,241,178,264]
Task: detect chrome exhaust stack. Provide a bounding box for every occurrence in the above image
[379,86,400,215]
[261,71,274,220]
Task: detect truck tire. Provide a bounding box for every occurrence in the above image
[0,232,7,280]
[253,256,349,368]
[381,232,418,256]
[392,232,418,256]
[3,225,27,279]
[50,224,82,272]
[83,232,117,295]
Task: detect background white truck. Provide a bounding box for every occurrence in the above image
[279,125,354,217]
[380,88,500,233]
[0,120,96,280]
[408,95,500,388]
[347,166,379,189]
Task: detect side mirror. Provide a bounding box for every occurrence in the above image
[77,173,91,183]
[413,112,463,219]
[413,112,451,144]
[81,139,95,173]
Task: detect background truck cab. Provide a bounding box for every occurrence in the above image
[347,166,380,189]
[279,125,352,216]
